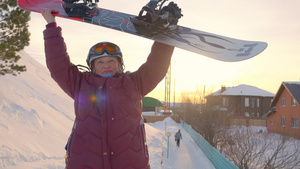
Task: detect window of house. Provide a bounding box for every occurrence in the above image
[282,98,286,107]
[282,117,286,127]
[245,112,250,117]
[292,97,296,106]
[222,97,228,106]
[292,117,299,128]
[257,112,260,118]
[257,98,260,107]
[251,98,255,107]
[245,98,249,107]
[270,120,274,125]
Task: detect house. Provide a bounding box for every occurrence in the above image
[267,82,300,139]
[205,84,275,119]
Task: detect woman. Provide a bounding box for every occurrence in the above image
[42,9,174,169]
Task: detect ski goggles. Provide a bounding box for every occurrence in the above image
[89,42,122,56]
[87,42,123,69]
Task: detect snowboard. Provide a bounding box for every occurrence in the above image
[18,0,268,62]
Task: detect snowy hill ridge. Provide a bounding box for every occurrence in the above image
[0,51,214,168]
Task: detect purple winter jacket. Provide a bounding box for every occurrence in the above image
[43,24,174,169]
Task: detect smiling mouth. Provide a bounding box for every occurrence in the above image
[102,70,113,74]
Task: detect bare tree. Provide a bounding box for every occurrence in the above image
[178,90,195,122]
[223,127,269,169]
[262,135,300,169]
[222,127,300,169]
[197,107,231,147]
[178,86,231,148]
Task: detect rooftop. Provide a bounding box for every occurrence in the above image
[207,84,275,97]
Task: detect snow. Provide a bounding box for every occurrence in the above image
[147,117,215,169]
[209,84,275,97]
[0,51,214,168]
[0,51,74,168]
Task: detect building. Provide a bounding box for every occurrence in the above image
[142,97,170,123]
[267,82,300,139]
[142,97,163,112]
[206,84,275,119]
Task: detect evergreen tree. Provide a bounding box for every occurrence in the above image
[0,0,30,76]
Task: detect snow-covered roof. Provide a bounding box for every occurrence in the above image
[207,84,275,97]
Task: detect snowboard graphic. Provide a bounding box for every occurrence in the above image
[18,0,268,62]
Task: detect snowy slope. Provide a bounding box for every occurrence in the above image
[0,51,213,168]
[0,51,75,168]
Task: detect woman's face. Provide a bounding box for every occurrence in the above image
[93,56,120,75]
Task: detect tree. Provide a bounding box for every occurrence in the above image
[0,0,30,76]
[223,127,269,169]
[262,135,300,169]
[177,86,231,148]
[223,127,300,169]
[197,107,231,148]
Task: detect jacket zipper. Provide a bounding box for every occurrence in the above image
[67,122,77,158]
[140,119,147,156]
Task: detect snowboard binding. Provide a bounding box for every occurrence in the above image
[62,0,99,17]
[131,0,183,35]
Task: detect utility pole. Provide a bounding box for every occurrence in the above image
[164,64,171,116]
[173,61,176,121]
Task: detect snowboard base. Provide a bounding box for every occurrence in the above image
[18,0,267,62]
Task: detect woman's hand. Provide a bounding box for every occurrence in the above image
[41,9,59,24]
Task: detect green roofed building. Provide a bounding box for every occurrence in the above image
[142,97,163,112]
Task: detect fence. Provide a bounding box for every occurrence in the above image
[230,118,266,127]
[143,116,168,123]
[181,120,238,169]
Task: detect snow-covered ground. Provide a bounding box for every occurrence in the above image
[147,118,215,169]
[0,51,214,168]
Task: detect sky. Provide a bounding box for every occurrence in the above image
[23,0,300,102]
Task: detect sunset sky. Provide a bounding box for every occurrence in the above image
[24,0,300,102]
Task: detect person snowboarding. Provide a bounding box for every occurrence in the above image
[175,129,182,147]
[41,8,174,169]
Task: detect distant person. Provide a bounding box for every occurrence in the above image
[175,129,182,147]
[41,8,174,169]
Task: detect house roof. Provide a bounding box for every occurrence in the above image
[142,97,163,107]
[207,84,275,97]
[271,82,300,107]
